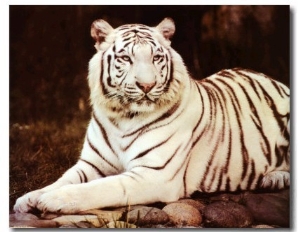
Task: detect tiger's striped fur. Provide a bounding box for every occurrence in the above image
[14,18,290,214]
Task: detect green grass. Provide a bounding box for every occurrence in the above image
[9,118,89,213]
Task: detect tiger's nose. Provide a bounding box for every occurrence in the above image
[136,81,156,93]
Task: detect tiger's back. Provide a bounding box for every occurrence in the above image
[185,68,289,195]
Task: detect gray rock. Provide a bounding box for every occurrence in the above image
[163,203,202,227]
[203,201,253,228]
[127,206,169,226]
[243,189,289,227]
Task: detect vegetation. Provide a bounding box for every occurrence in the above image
[9,118,89,213]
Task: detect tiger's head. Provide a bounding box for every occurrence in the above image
[88,18,188,118]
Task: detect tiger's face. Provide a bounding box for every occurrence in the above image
[89,18,183,117]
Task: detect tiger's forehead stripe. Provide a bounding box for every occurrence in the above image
[116,25,157,48]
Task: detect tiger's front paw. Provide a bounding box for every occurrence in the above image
[36,185,86,214]
[14,190,44,213]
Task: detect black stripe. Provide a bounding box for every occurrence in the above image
[100,56,109,95]
[214,78,249,180]
[207,167,217,191]
[122,106,183,152]
[251,115,272,164]
[106,55,115,88]
[191,83,205,146]
[216,168,224,191]
[135,144,181,170]
[76,170,83,183]
[203,80,227,142]
[246,159,256,189]
[275,144,289,167]
[225,177,231,192]
[80,158,106,177]
[233,70,263,101]
[238,81,272,165]
[93,112,117,156]
[130,133,175,161]
[183,155,192,197]
[204,79,232,174]
[199,134,222,191]
[218,69,235,78]
[169,140,192,182]
[87,135,118,171]
[81,170,88,183]
[224,129,232,174]
[122,100,181,138]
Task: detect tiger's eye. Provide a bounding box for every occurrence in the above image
[153,55,162,61]
[121,55,131,62]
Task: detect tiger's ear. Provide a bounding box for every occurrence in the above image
[156,18,175,40]
[91,19,114,50]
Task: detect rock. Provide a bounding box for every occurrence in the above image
[203,201,253,228]
[59,224,78,228]
[52,215,104,227]
[9,213,58,228]
[41,213,60,220]
[78,209,123,222]
[175,199,206,213]
[10,213,39,221]
[51,210,123,227]
[127,206,169,226]
[163,203,202,227]
[9,219,58,228]
[252,224,275,228]
[104,221,137,228]
[209,192,243,203]
[243,190,289,227]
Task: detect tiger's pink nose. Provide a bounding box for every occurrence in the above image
[136,81,156,93]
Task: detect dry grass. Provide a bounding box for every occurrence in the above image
[9,118,89,213]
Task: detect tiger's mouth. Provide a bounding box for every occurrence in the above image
[127,93,158,104]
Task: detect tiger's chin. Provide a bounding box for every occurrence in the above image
[130,101,156,113]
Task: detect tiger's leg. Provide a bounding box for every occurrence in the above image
[260,171,290,190]
[35,168,181,214]
[13,160,101,213]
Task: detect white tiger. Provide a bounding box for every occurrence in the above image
[14,18,290,214]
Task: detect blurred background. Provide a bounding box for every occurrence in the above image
[10,5,290,124]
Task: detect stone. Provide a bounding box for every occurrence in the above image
[252,224,275,228]
[163,203,202,227]
[9,219,58,228]
[104,221,137,228]
[203,201,253,228]
[243,189,289,227]
[78,209,123,222]
[10,213,39,221]
[175,199,206,213]
[52,215,105,227]
[209,192,243,203]
[127,206,169,226]
[51,209,123,227]
[9,213,58,228]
